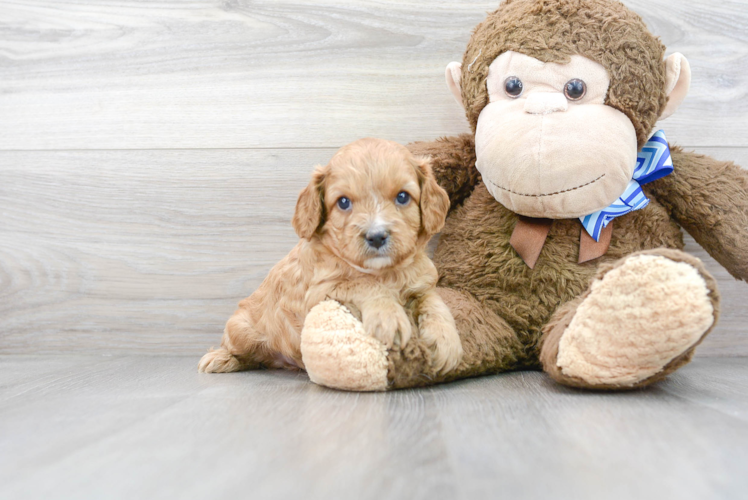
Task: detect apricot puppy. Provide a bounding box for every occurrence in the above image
[198,138,463,376]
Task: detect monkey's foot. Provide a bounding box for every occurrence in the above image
[301,300,389,391]
[541,249,719,389]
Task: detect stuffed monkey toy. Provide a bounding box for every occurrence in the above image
[300,0,748,391]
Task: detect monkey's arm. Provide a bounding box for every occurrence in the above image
[408,133,481,208]
[647,146,748,281]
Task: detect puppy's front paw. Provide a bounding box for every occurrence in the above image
[363,302,412,349]
[420,320,463,375]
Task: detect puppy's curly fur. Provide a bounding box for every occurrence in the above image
[198,138,463,376]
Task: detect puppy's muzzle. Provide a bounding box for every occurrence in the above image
[365,230,389,250]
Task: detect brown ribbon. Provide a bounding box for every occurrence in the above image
[509,217,612,268]
[509,217,553,269]
[578,221,613,264]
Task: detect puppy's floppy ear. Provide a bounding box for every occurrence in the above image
[293,164,328,240]
[416,156,450,236]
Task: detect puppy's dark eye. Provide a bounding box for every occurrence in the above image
[395,191,410,205]
[337,197,351,211]
[564,79,587,101]
[504,76,523,98]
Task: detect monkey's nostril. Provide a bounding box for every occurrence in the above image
[365,231,389,249]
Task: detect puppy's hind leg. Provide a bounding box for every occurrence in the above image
[198,348,243,373]
[198,309,267,373]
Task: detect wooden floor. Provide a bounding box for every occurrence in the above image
[1,356,747,500]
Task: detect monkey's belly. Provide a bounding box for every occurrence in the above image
[433,182,684,363]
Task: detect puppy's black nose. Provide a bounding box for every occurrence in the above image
[365,231,389,249]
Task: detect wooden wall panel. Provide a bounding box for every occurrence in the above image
[0,149,326,353]
[0,0,746,355]
[1,147,746,356]
[0,0,746,150]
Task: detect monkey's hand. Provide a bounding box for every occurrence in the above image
[407,134,480,208]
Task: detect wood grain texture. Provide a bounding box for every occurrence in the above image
[2,3,746,495]
[1,147,746,356]
[0,148,333,353]
[0,0,746,150]
[1,355,747,500]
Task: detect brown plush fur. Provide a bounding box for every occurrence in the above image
[299,0,747,392]
[387,177,686,384]
[648,147,748,281]
[199,138,463,375]
[372,0,748,391]
[460,0,667,148]
[391,128,744,389]
[392,121,748,389]
[409,134,481,210]
[388,287,524,388]
[539,248,721,390]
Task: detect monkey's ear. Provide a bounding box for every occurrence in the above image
[445,62,464,110]
[292,164,327,240]
[416,156,450,237]
[660,53,691,121]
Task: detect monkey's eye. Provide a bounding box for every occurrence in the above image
[504,77,523,98]
[564,79,587,101]
[395,191,410,205]
[337,197,351,211]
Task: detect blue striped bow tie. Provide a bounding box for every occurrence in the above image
[580,130,673,241]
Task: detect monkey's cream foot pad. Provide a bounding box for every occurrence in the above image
[557,254,715,386]
[301,300,389,391]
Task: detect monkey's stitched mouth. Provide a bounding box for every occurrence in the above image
[487,173,606,197]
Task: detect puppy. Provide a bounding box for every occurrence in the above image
[198,138,463,376]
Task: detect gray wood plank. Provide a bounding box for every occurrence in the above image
[0,356,747,500]
[1,147,746,356]
[0,354,111,392]
[657,357,748,421]
[0,148,333,354]
[0,0,746,150]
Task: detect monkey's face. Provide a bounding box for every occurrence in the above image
[473,51,638,219]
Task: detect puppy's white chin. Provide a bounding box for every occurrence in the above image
[363,256,393,270]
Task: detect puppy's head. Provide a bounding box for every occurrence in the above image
[292,138,449,271]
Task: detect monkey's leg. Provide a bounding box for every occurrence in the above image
[387,287,524,389]
[540,249,720,390]
[301,288,524,391]
[300,300,390,391]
